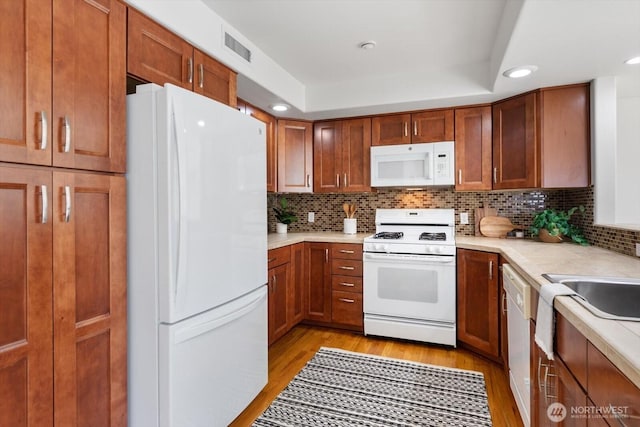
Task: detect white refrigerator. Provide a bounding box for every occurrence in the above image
[126,83,268,427]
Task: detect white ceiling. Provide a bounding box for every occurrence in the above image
[203,0,640,119]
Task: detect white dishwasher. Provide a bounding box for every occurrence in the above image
[503,264,532,427]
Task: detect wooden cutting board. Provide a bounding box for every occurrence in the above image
[480,216,523,238]
[475,206,497,236]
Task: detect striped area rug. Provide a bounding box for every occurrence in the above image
[253,347,493,426]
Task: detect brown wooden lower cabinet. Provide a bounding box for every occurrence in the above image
[456,248,500,360]
[304,242,332,322]
[0,165,127,426]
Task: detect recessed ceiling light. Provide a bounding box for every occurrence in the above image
[624,56,640,65]
[359,41,376,50]
[271,104,289,112]
[503,65,538,78]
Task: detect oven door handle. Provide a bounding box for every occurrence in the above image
[364,253,455,263]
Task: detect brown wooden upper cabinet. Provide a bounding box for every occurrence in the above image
[372,109,454,146]
[277,120,313,193]
[0,0,126,173]
[238,99,277,192]
[492,83,590,190]
[127,8,237,107]
[455,106,493,191]
[314,118,371,193]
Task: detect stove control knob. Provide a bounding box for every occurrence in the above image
[430,246,441,254]
[375,243,387,252]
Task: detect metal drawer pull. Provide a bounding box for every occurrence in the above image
[489,260,493,280]
[64,185,71,223]
[63,116,71,153]
[187,57,193,84]
[198,63,204,88]
[339,282,355,287]
[458,169,462,185]
[40,111,48,150]
[610,404,629,427]
[40,185,48,224]
[339,250,355,254]
[339,266,355,270]
[339,298,355,303]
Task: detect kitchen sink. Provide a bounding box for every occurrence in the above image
[542,274,640,321]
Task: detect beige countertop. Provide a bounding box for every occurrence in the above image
[267,232,640,388]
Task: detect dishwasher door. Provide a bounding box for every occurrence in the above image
[503,264,531,427]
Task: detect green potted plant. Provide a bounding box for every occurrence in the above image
[530,206,589,245]
[273,197,297,233]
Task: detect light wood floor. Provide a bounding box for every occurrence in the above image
[230,325,523,427]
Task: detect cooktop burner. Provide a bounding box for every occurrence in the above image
[419,232,447,241]
[373,231,404,240]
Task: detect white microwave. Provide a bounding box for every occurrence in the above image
[370,141,455,187]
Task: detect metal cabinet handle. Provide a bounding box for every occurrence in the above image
[458,169,462,185]
[610,404,629,427]
[325,248,329,263]
[187,57,194,84]
[339,266,355,270]
[404,122,408,137]
[40,185,48,224]
[63,185,71,223]
[344,173,347,188]
[413,121,417,136]
[502,291,507,314]
[493,167,497,184]
[40,111,48,150]
[489,260,493,280]
[339,250,355,254]
[63,116,71,153]
[339,298,355,303]
[198,63,204,88]
[339,282,355,287]
[306,174,311,187]
[336,174,340,187]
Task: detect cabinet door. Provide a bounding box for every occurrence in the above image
[193,49,237,107]
[53,0,126,173]
[372,114,411,146]
[455,106,492,190]
[313,121,342,192]
[305,243,331,322]
[0,0,52,166]
[555,357,588,427]
[268,264,289,345]
[242,101,277,192]
[52,172,126,427]
[277,120,313,193]
[342,118,371,192]
[492,92,537,189]
[0,166,53,427]
[288,243,305,326]
[412,109,454,143]
[127,8,193,90]
[456,249,500,358]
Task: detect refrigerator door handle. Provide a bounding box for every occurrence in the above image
[170,99,187,304]
[174,288,267,344]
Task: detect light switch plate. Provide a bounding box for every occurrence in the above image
[636,243,640,257]
[460,212,469,225]
[308,212,315,223]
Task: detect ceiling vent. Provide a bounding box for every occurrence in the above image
[224,32,251,63]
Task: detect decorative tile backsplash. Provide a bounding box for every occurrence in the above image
[268,186,639,258]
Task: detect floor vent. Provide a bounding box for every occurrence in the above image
[224,32,251,63]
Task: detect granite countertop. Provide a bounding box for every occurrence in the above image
[267,232,640,388]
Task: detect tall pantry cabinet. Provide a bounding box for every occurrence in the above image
[0,1,127,426]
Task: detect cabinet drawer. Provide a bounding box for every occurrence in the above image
[331,259,362,277]
[268,246,291,269]
[331,291,363,327]
[332,275,363,293]
[588,343,640,425]
[331,243,363,260]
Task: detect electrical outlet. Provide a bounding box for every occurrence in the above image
[460,212,469,225]
[636,243,640,257]
[308,212,315,223]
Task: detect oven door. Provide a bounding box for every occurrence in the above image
[363,252,456,323]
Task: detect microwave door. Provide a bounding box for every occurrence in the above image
[371,144,434,187]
